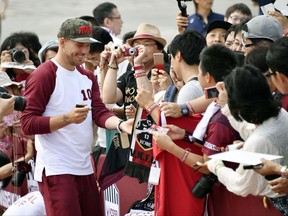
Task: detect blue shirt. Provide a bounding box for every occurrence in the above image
[187,11,224,36]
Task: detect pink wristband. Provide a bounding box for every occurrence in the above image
[180,148,191,162]
[146,102,158,114]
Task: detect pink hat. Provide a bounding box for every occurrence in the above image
[127,23,166,47]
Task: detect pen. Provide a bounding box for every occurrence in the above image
[193,164,201,172]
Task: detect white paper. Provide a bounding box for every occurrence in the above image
[1,62,36,70]
[273,0,288,16]
[148,166,161,185]
[208,150,283,165]
[261,3,276,15]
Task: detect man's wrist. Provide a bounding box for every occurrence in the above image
[117,119,124,133]
[62,114,70,124]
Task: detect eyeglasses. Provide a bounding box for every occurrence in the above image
[133,43,156,48]
[108,16,121,20]
[242,42,254,48]
[232,40,244,48]
[264,71,276,78]
[229,15,245,23]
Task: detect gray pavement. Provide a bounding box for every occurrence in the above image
[2,0,258,46]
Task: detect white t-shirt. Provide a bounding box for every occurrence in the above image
[176,80,203,104]
[3,191,46,216]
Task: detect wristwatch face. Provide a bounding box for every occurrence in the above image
[181,107,189,116]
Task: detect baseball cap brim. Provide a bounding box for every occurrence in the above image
[206,21,231,36]
[71,37,101,44]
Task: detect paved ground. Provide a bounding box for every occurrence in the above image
[2,0,258,47]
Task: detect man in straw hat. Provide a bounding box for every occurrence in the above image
[102,23,169,117]
[20,18,133,216]
[100,23,169,198]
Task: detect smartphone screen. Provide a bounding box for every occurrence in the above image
[153,53,165,71]
[205,86,219,99]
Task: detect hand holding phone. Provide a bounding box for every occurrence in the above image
[205,86,219,99]
[243,163,263,170]
[153,53,165,71]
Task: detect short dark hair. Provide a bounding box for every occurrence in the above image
[266,37,288,77]
[79,15,99,26]
[225,3,252,18]
[225,64,280,124]
[90,26,113,53]
[199,44,237,82]
[169,30,206,65]
[93,2,117,25]
[245,47,269,74]
[122,30,136,44]
[233,17,251,37]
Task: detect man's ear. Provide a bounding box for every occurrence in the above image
[59,38,65,47]
[103,17,111,27]
[205,72,216,84]
[205,72,211,83]
[175,51,182,62]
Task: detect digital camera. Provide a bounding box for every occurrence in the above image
[11,48,26,64]
[107,42,119,52]
[12,161,31,187]
[192,173,218,199]
[123,47,138,57]
[0,87,27,111]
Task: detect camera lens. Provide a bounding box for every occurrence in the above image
[129,48,137,56]
[14,96,27,111]
[192,173,218,199]
[12,48,26,64]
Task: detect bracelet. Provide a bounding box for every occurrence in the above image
[134,65,144,71]
[146,102,158,115]
[134,72,147,78]
[186,102,194,116]
[116,119,124,133]
[108,64,119,70]
[180,148,191,162]
[183,130,194,143]
[281,165,288,178]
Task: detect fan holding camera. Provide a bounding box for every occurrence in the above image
[0,72,34,195]
[0,32,40,86]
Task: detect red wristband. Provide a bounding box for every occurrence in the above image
[186,102,194,116]
[134,65,144,71]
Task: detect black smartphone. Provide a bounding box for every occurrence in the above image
[265,174,281,181]
[205,86,219,99]
[76,104,85,108]
[243,164,263,170]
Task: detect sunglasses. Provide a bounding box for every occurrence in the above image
[264,71,276,78]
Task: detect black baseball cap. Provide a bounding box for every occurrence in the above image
[206,21,232,35]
